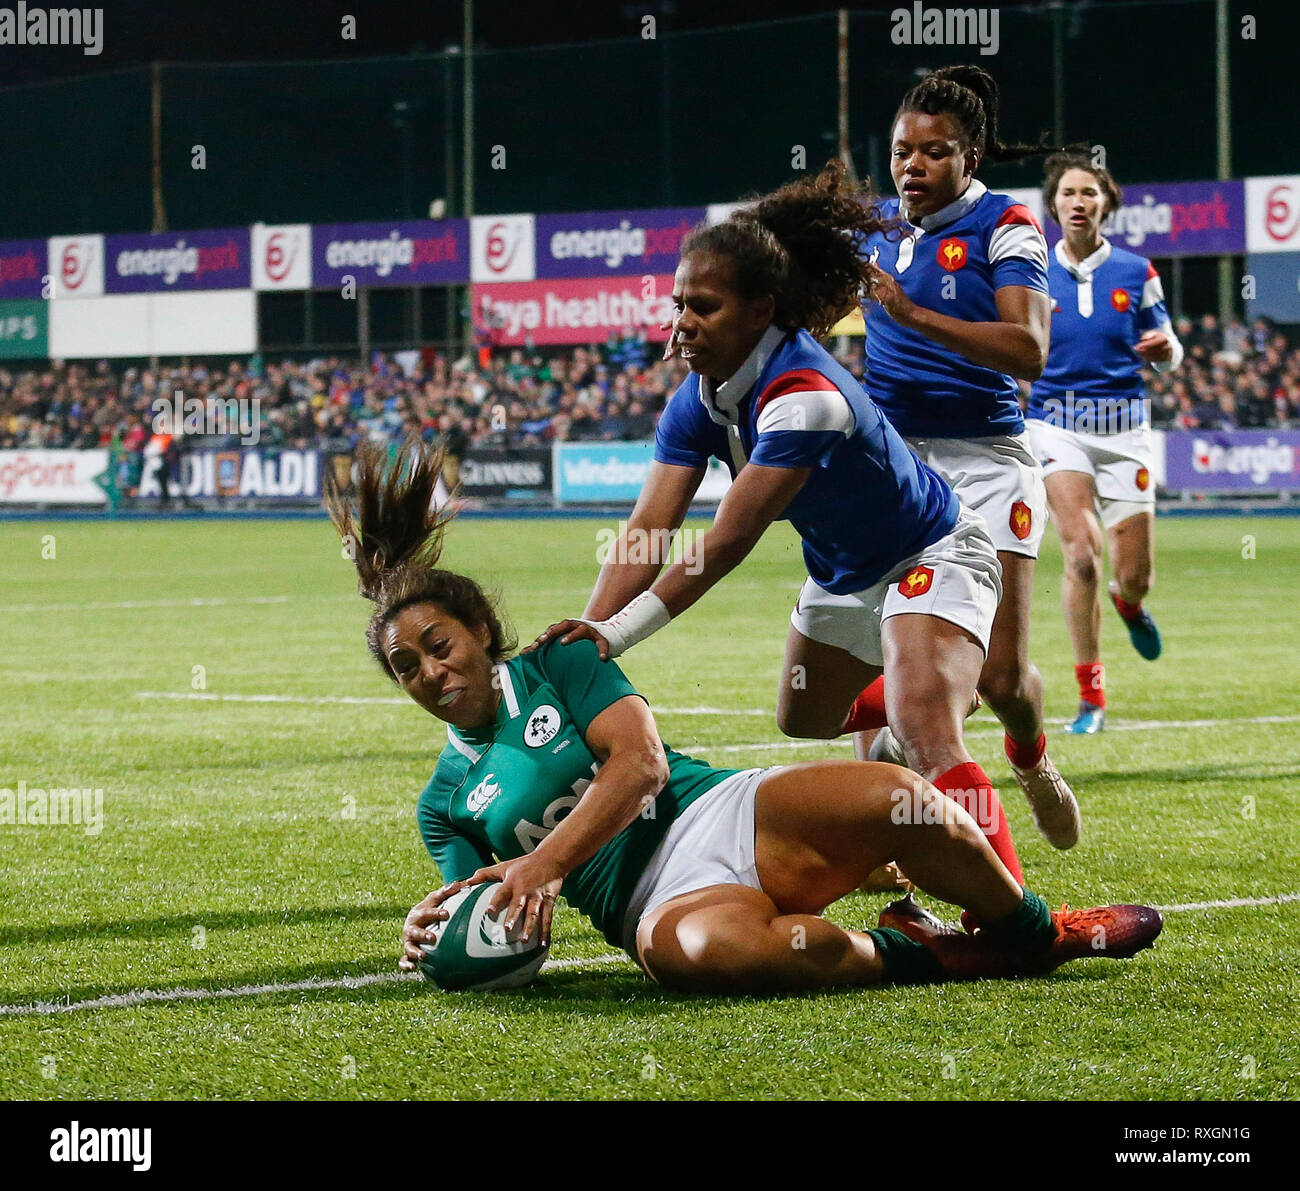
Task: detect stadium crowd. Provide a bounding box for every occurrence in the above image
[1,315,1297,458]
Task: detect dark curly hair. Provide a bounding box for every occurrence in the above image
[679,159,902,339]
[1041,151,1124,223]
[324,437,516,681]
[895,64,1054,167]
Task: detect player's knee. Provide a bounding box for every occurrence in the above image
[1065,546,1100,586]
[662,917,773,993]
[890,702,963,772]
[776,699,838,740]
[1117,563,1153,601]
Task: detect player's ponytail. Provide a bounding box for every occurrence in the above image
[681,159,902,339]
[897,64,1054,166]
[325,437,515,678]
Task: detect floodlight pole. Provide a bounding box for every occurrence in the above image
[837,10,856,181]
[1215,0,1233,322]
[462,0,474,220]
[151,61,167,233]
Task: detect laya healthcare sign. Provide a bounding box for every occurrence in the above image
[473,275,675,346]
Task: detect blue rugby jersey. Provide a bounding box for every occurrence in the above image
[861,179,1050,438]
[654,325,957,594]
[1028,238,1183,433]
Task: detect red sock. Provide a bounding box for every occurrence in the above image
[933,761,1024,884]
[1075,662,1106,709]
[1004,732,1047,770]
[1112,591,1143,621]
[842,676,888,733]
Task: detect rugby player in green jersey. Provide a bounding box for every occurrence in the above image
[328,440,1161,993]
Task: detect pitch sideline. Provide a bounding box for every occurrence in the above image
[2,895,1295,1019]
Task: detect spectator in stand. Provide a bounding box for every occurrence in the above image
[3,324,1297,455]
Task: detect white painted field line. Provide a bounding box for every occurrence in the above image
[135,691,771,715]
[4,892,1296,1019]
[1153,892,1300,913]
[133,693,1300,739]
[138,691,410,707]
[693,712,1300,755]
[0,595,292,614]
[0,952,633,1018]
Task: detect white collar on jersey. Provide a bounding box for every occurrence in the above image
[442,664,521,763]
[698,324,787,427]
[913,177,987,233]
[1054,236,1112,281]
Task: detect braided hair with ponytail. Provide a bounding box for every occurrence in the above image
[895,64,1055,167]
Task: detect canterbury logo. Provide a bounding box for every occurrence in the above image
[466,775,501,815]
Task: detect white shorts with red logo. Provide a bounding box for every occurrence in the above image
[1026,420,1156,530]
[790,506,1003,668]
[907,432,1048,559]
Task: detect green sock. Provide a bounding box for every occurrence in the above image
[867,928,945,985]
[979,888,1054,952]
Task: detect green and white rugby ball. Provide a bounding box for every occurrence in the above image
[418,880,549,991]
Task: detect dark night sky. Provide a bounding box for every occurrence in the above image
[1,0,908,83]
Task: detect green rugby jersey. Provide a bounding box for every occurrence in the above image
[417,639,740,948]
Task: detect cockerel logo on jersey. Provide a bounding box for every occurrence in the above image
[1111,288,1131,312]
[1010,501,1033,541]
[525,704,562,748]
[898,565,934,599]
[937,238,968,272]
[1135,466,1150,492]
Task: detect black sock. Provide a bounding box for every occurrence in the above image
[867,928,945,984]
[979,888,1054,952]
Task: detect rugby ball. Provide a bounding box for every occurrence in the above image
[418,880,549,991]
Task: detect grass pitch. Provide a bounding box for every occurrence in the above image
[1,513,1297,1100]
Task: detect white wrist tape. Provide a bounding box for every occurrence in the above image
[583,591,671,658]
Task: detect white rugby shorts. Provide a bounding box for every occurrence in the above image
[907,432,1048,558]
[789,505,1003,668]
[1027,420,1156,530]
[622,766,769,955]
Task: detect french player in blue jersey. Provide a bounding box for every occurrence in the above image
[533,162,1032,893]
[1028,154,1184,734]
[854,65,1080,852]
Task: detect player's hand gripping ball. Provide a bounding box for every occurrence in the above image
[418,880,549,991]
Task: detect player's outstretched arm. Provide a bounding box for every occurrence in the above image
[536,461,810,660]
[650,461,810,618]
[583,460,705,620]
